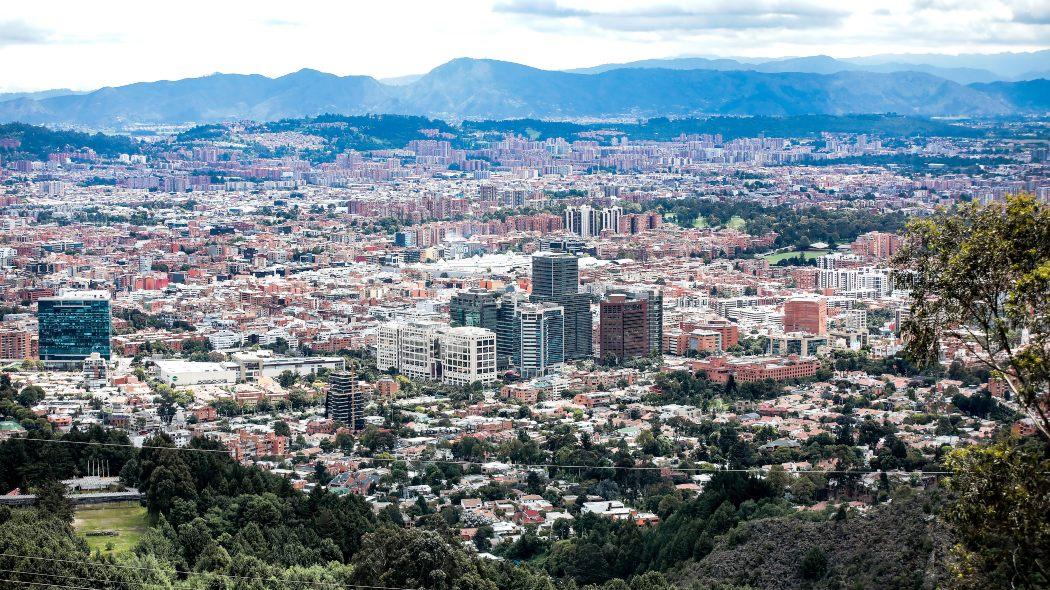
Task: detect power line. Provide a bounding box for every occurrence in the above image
[0,555,423,590]
[0,568,140,590]
[0,577,100,590]
[368,455,953,475]
[18,438,231,454]
[12,436,953,475]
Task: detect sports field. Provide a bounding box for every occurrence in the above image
[73,503,149,555]
[761,249,829,263]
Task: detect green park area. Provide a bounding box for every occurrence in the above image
[74,503,149,555]
[725,215,747,230]
[762,249,829,263]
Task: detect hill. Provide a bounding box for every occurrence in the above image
[968,79,1050,113]
[0,58,1043,127]
[671,499,952,590]
[569,54,1005,85]
[0,122,139,158]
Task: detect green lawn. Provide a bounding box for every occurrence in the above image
[762,249,829,263]
[726,215,747,230]
[74,503,148,555]
[692,216,709,228]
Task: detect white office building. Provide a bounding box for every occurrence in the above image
[375,319,446,381]
[442,327,498,386]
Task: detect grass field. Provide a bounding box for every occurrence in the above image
[762,249,829,263]
[692,216,709,228]
[726,215,747,230]
[73,503,148,555]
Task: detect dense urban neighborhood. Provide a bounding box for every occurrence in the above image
[0,100,1047,589]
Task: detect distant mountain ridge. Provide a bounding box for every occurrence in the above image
[0,56,1046,128]
[566,54,1010,85]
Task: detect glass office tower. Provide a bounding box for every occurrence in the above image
[531,252,592,360]
[38,292,112,364]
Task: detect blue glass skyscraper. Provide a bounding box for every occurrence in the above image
[38,292,112,364]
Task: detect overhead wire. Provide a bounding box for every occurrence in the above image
[12,436,954,475]
[0,555,423,590]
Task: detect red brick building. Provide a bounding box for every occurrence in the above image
[784,297,827,335]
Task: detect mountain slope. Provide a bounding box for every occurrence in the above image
[568,55,1004,84]
[0,58,1037,126]
[0,71,390,126]
[847,49,1050,79]
[398,59,1012,119]
[671,499,952,590]
[968,79,1050,113]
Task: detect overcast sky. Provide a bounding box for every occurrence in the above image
[1,0,1047,91]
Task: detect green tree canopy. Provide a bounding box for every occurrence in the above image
[895,193,1050,438]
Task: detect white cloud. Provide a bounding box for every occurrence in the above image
[495,0,849,31]
[0,19,50,47]
[0,0,1045,92]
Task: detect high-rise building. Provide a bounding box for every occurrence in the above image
[516,302,564,378]
[608,287,663,355]
[376,322,402,372]
[531,253,592,360]
[326,371,366,430]
[601,206,622,235]
[377,319,498,386]
[82,352,108,389]
[783,297,828,336]
[450,289,499,332]
[563,204,600,237]
[442,327,498,386]
[38,291,111,365]
[532,252,579,300]
[688,318,739,351]
[558,293,593,360]
[599,294,649,362]
[0,329,35,360]
[564,205,623,237]
[496,292,524,370]
[375,319,445,381]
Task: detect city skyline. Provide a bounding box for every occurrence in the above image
[0,2,1046,587]
[0,0,1047,92]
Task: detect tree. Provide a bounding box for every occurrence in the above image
[943,438,1049,589]
[799,546,828,581]
[0,508,99,586]
[136,438,198,515]
[34,479,74,523]
[16,385,45,408]
[894,194,1050,437]
[277,370,298,388]
[273,421,291,437]
[473,524,493,552]
[351,527,493,590]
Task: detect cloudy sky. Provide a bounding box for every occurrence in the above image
[0,0,1046,91]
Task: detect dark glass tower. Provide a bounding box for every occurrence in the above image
[531,253,578,299]
[496,294,522,370]
[38,293,112,364]
[531,253,592,360]
[326,371,365,430]
[450,289,499,331]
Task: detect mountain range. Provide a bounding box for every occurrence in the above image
[0,54,1046,128]
[566,51,1050,84]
